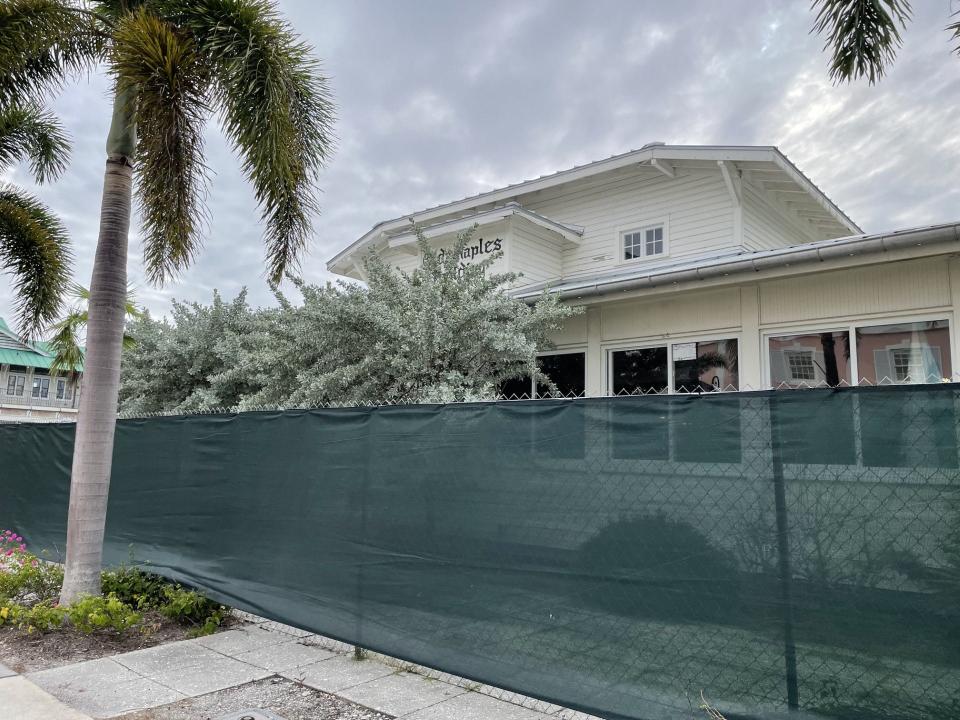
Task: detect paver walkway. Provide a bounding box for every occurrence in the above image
[4,622,596,719]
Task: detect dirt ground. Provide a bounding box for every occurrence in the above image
[122,676,393,720]
[0,611,243,673]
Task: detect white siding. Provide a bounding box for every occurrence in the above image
[509,220,563,286]
[742,180,814,251]
[521,166,736,279]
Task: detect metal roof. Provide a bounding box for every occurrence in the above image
[0,318,84,372]
[513,221,960,300]
[327,144,861,274]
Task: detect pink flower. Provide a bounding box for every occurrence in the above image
[4,550,11,557]
[19,544,26,551]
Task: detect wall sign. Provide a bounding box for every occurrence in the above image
[437,237,503,264]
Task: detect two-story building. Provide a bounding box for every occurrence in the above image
[0,317,83,422]
[327,143,960,397]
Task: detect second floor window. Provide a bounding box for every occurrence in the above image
[623,224,665,261]
[32,376,50,399]
[56,379,72,400]
[6,374,25,396]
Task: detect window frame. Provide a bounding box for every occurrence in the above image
[763,313,953,389]
[618,220,669,265]
[6,373,26,396]
[603,332,742,396]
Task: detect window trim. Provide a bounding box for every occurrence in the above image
[763,313,953,389]
[618,220,669,265]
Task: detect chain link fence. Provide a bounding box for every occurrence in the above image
[2,385,959,719]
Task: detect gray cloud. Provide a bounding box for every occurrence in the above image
[2,0,959,328]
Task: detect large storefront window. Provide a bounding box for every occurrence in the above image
[499,352,586,399]
[673,339,738,393]
[611,347,668,395]
[855,320,951,384]
[769,319,951,389]
[536,352,586,398]
[769,332,851,388]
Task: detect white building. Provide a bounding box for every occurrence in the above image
[0,317,82,422]
[327,143,960,397]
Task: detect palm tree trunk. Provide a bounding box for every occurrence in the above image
[59,90,136,605]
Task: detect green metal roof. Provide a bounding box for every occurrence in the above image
[0,318,84,372]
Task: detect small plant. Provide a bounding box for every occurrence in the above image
[101,564,168,610]
[7,601,67,634]
[158,585,228,637]
[67,594,140,634]
[0,530,63,604]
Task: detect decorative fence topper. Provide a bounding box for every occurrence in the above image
[3,386,960,720]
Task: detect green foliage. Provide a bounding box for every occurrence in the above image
[100,564,168,609]
[66,593,140,633]
[158,585,227,636]
[811,1,960,84]
[812,0,911,83]
[0,0,334,289]
[0,102,69,183]
[118,290,259,414]
[118,227,580,411]
[7,600,67,633]
[0,103,72,338]
[48,283,142,374]
[111,7,209,284]
[0,530,63,603]
[101,563,228,635]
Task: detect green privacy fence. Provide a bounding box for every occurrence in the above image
[2,386,960,720]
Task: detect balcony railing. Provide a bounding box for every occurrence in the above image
[0,392,79,410]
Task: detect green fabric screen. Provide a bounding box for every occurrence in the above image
[2,386,959,719]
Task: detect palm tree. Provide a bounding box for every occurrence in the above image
[812,0,960,83]
[48,283,142,375]
[0,102,72,338]
[0,0,334,603]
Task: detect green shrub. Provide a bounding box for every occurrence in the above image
[158,585,227,636]
[101,565,168,610]
[9,601,67,633]
[67,594,140,634]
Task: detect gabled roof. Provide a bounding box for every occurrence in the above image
[0,317,84,372]
[385,202,584,250]
[328,144,862,275]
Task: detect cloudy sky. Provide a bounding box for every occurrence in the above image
[2,0,959,326]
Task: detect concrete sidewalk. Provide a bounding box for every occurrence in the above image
[5,622,596,719]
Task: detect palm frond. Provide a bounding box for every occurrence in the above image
[0,184,71,338]
[811,0,912,83]
[0,103,70,183]
[48,282,142,370]
[47,306,85,373]
[949,11,960,55]
[0,0,107,106]
[163,0,335,283]
[110,7,211,284]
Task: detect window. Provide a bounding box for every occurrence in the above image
[6,374,25,396]
[786,351,815,381]
[611,347,668,395]
[673,339,739,393]
[499,353,586,399]
[622,224,665,262]
[536,352,586,398]
[857,320,950,385]
[769,332,850,389]
[31,376,49,399]
[56,379,67,400]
